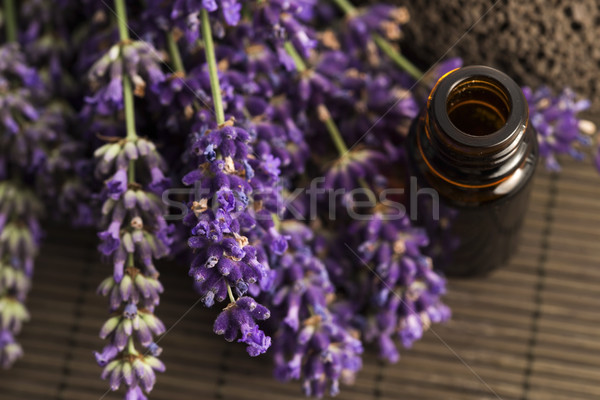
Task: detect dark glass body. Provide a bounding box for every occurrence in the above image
[407,66,538,277]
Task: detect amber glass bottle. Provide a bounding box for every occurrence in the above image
[407,66,538,277]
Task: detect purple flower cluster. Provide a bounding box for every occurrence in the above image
[168,4,320,361]
[0,44,43,173]
[344,213,450,363]
[0,181,42,368]
[93,135,172,398]
[182,120,274,356]
[214,296,271,356]
[145,0,316,68]
[269,3,451,368]
[84,41,165,117]
[81,17,173,397]
[523,86,594,171]
[344,4,409,48]
[0,43,43,368]
[0,0,97,365]
[270,220,363,397]
[145,0,243,42]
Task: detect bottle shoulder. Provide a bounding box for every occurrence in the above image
[407,117,538,207]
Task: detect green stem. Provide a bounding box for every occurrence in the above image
[201,8,225,125]
[122,75,137,141]
[114,0,137,189]
[124,77,136,186]
[271,213,281,230]
[329,0,423,80]
[114,0,130,41]
[283,41,349,157]
[114,0,136,141]
[166,31,204,112]
[166,31,185,73]
[330,0,357,15]
[3,0,17,43]
[283,41,307,73]
[127,250,135,268]
[227,284,235,303]
[319,105,349,156]
[371,34,422,80]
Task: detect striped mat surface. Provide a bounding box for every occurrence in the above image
[1,156,599,400]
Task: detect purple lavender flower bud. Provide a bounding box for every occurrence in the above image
[145,1,212,43]
[428,57,463,86]
[213,296,271,356]
[523,85,594,171]
[0,330,23,369]
[106,168,128,200]
[147,342,163,357]
[94,344,119,367]
[98,220,121,255]
[85,41,165,116]
[125,385,148,400]
[274,312,363,397]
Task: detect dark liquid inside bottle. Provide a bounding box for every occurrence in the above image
[407,66,538,277]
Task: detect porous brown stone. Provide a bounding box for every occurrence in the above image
[370,0,599,111]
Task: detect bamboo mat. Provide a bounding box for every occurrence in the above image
[1,156,600,400]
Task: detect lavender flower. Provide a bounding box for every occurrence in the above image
[0,181,42,368]
[274,311,363,397]
[344,4,409,48]
[213,296,271,356]
[183,121,274,350]
[342,212,450,363]
[145,0,243,44]
[254,0,317,61]
[86,6,172,396]
[0,41,47,368]
[271,12,450,367]
[323,148,386,193]
[523,86,594,171]
[84,41,165,117]
[145,0,316,67]
[266,220,363,396]
[93,132,172,397]
[0,330,23,369]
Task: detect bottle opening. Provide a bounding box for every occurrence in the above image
[446,77,511,136]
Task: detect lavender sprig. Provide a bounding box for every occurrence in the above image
[282,36,450,365]
[0,0,96,367]
[91,2,171,398]
[0,181,42,368]
[0,0,45,365]
[181,8,273,357]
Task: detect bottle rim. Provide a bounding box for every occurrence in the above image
[430,65,528,149]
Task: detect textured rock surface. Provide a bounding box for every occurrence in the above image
[385,0,599,111]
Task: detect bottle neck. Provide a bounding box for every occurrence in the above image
[417,66,531,187]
